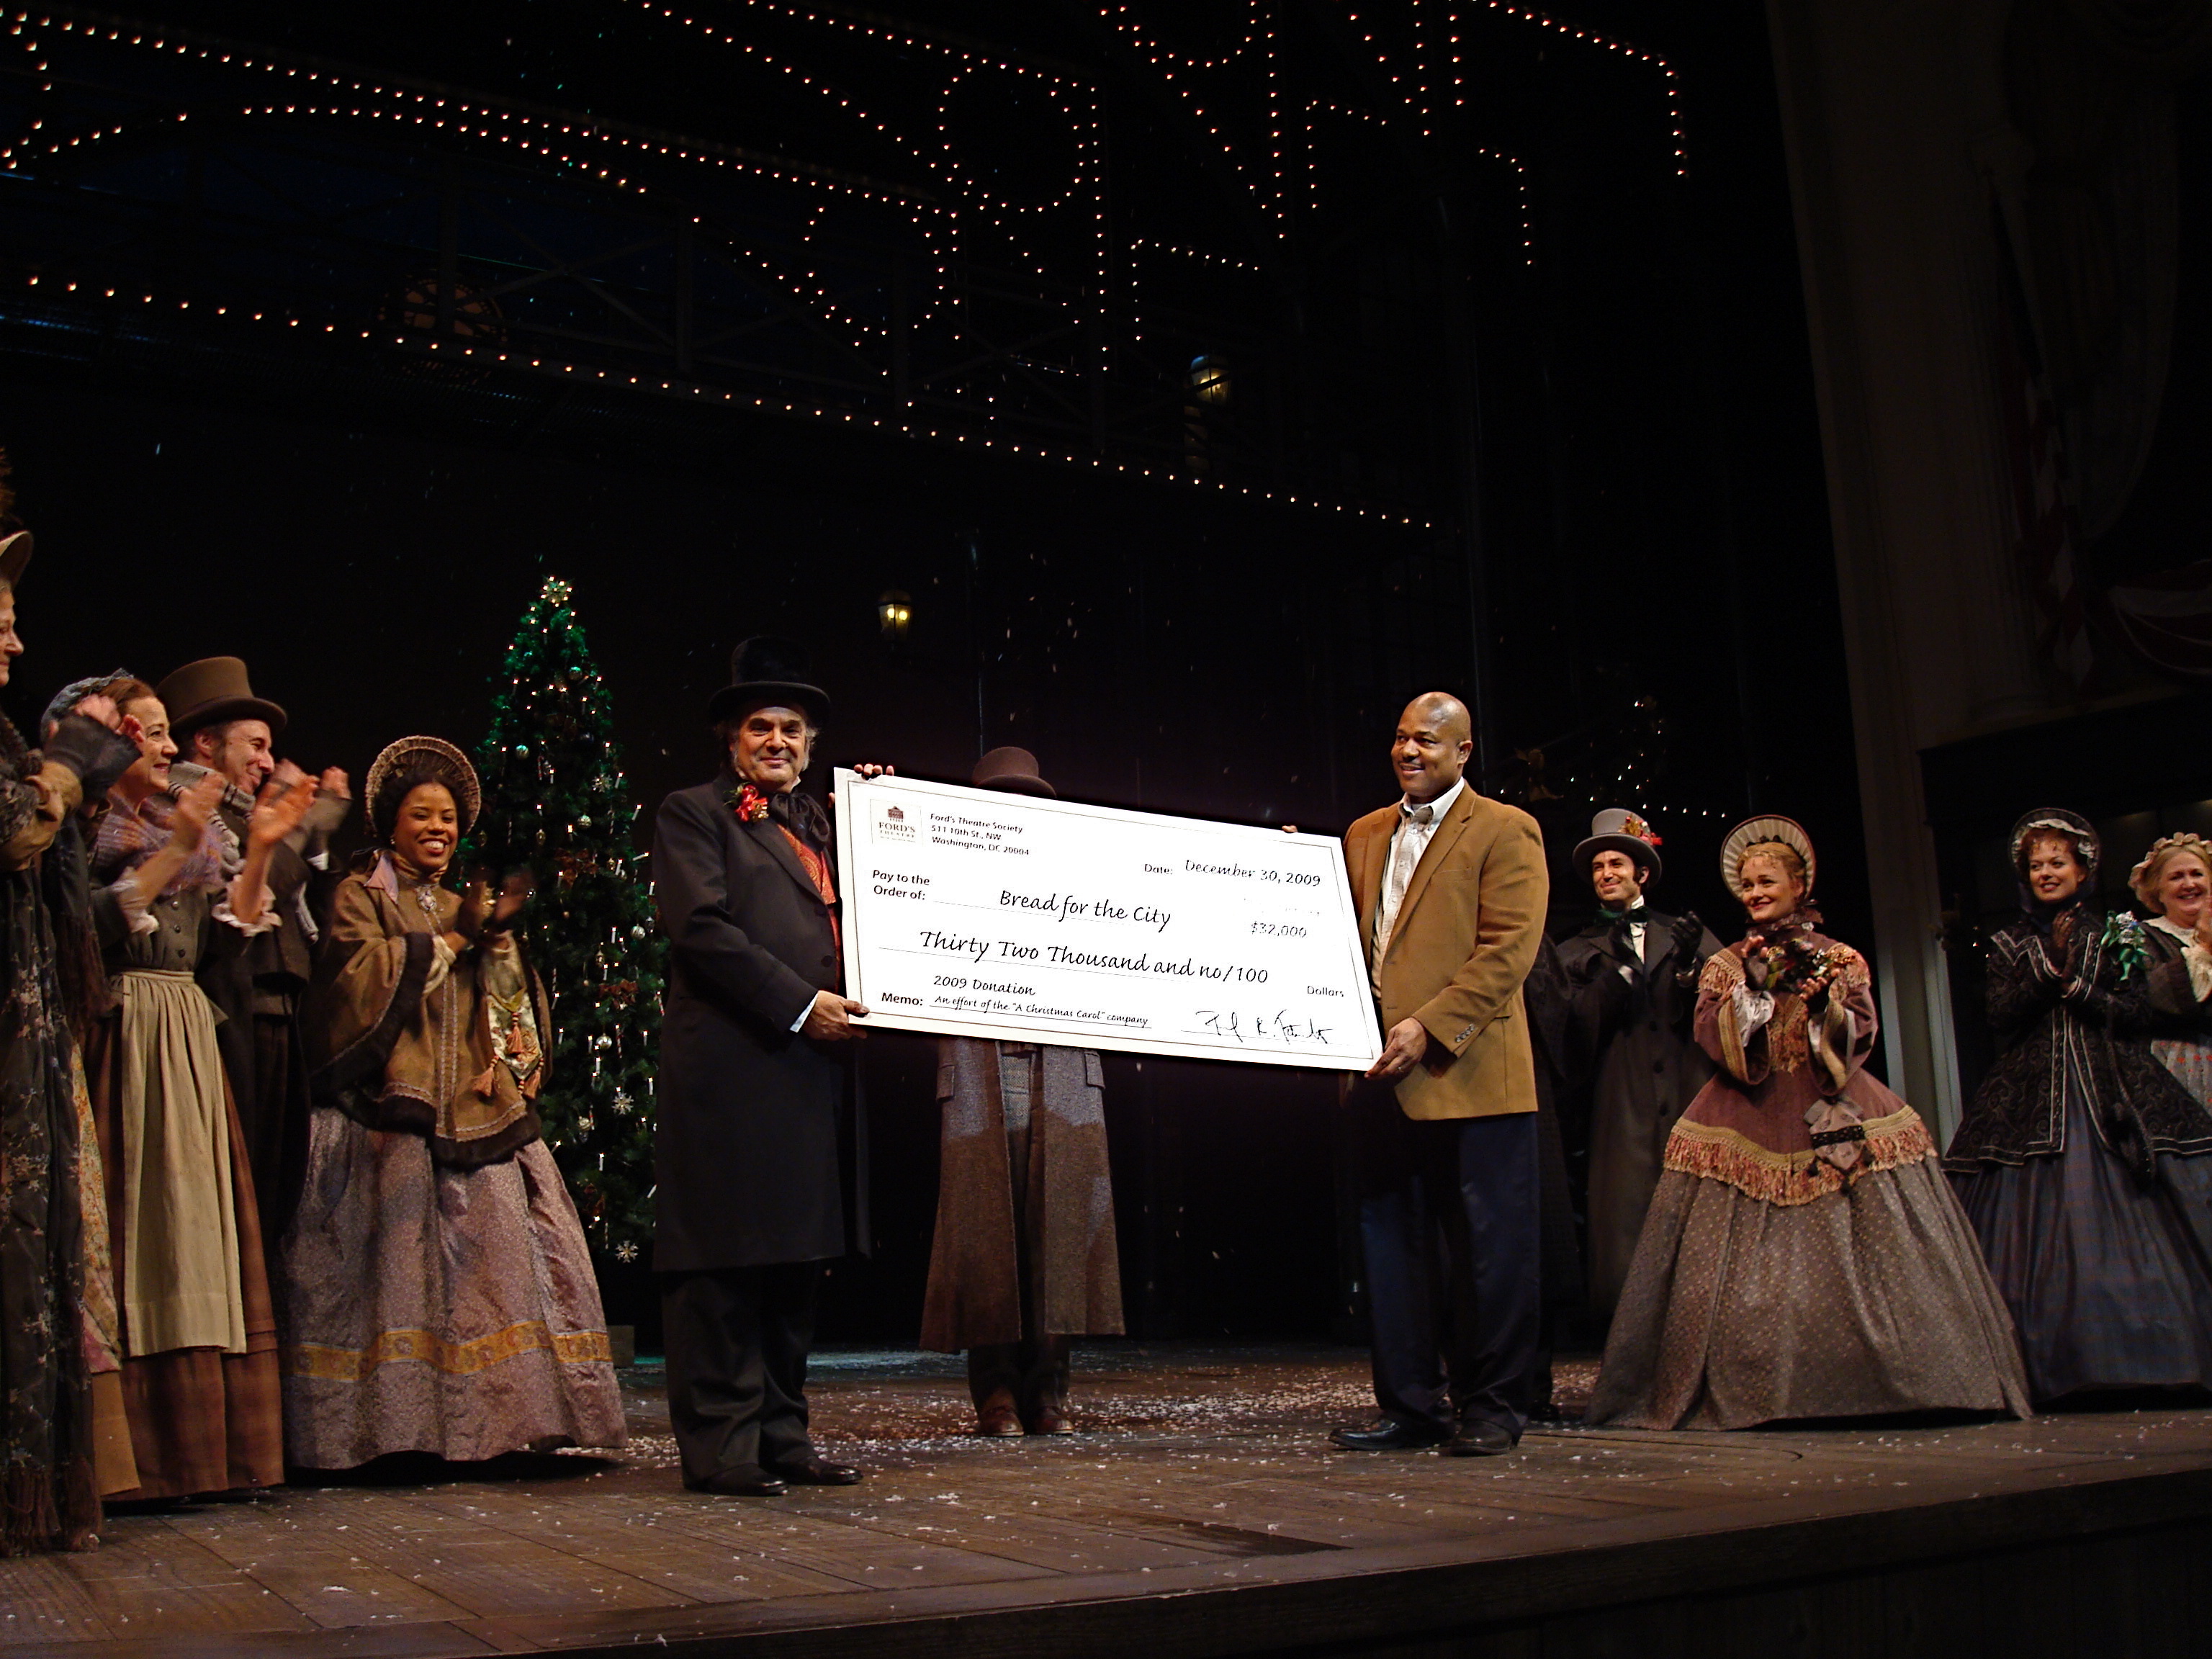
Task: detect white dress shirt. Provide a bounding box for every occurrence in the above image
[1372,775,1467,983]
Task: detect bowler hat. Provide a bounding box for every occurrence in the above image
[156,657,287,739]
[706,636,832,727]
[973,746,1053,798]
[1573,807,1663,882]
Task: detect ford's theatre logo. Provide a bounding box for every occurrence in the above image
[873,799,917,844]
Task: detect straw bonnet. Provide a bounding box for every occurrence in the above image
[1721,815,1817,895]
[365,736,482,839]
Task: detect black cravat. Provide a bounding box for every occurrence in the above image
[1596,903,1651,925]
[769,788,830,850]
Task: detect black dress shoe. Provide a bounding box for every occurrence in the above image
[685,1465,788,1497]
[1444,1420,1518,1457]
[769,1457,864,1486]
[1329,1418,1449,1452]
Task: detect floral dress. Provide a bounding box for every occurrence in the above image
[1588,917,2028,1429]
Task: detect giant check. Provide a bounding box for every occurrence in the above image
[835,769,1380,1069]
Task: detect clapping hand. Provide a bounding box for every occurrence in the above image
[168,772,225,847]
[487,869,531,932]
[248,773,319,849]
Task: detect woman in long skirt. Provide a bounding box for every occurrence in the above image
[281,736,624,1467]
[1946,810,2212,1403]
[1588,816,2026,1429]
[0,518,140,1549]
[84,676,312,1501]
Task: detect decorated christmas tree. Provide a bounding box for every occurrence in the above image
[471,575,663,1263]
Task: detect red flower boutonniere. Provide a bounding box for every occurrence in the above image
[731,784,771,824]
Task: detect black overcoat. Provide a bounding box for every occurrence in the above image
[652,775,865,1272]
[1558,909,1721,1319]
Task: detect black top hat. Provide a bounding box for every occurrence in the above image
[156,657,288,739]
[706,636,833,727]
[972,746,1053,797]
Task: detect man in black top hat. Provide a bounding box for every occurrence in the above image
[1556,809,1721,1325]
[651,638,872,1496]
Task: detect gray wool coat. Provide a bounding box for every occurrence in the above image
[919,1038,1123,1352]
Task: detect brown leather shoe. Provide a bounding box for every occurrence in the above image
[976,1387,1023,1437]
[1026,1405,1074,1435]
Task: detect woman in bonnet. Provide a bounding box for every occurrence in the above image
[2131,831,2212,1112]
[1946,810,2212,1403]
[281,736,624,1468]
[1588,816,2026,1429]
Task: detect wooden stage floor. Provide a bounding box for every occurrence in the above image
[5,1344,2212,1659]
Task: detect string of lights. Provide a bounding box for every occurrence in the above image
[3,1,1670,521]
[8,269,1439,529]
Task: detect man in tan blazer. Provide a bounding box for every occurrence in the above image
[1331,692,1548,1456]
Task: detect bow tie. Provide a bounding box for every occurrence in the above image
[1598,904,1651,925]
[770,788,830,848]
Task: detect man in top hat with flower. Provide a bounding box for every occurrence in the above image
[1557,808,1721,1324]
[651,638,873,1497]
[153,656,351,1242]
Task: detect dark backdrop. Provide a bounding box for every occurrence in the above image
[0,0,1851,1344]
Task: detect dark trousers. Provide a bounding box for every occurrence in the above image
[249,1007,307,1246]
[1354,1083,1540,1439]
[661,1262,823,1483]
[968,1336,1071,1419]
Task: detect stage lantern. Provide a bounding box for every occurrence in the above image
[878,589,914,640]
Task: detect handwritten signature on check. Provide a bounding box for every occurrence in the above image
[1197,1010,1334,1046]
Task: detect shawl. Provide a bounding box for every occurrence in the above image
[1943,909,2212,1176]
[302,858,549,1169]
[91,792,228,897]
[1665,927,1936,1206]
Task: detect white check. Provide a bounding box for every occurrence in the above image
[835,768,1381,1069]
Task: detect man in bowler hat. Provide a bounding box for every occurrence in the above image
[651,639,871,1496]
[1332,692,1548,1456]
[1557,809,1719,1325]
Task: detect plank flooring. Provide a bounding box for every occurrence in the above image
[2,1344,2208,1658]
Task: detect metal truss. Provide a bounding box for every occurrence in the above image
[0,6,1455,523]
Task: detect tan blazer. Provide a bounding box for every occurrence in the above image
[1346,785,1548,1120]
